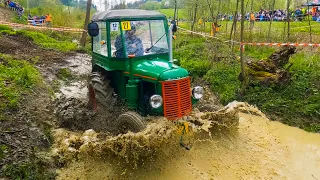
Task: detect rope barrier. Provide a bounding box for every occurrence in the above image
[241,42,320,47]
[177,26,320,47]
[0,20,86,33]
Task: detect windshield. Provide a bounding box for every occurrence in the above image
[114,20,169,58]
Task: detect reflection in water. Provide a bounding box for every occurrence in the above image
[56,113,320,180]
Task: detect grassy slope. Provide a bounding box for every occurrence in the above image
[174,31,320,132]
[0,25,76,179]
[0,25,80,113]
[0,54,41,116]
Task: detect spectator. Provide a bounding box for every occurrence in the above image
[17,5,24,19]
[9,1,15,11]
[295,8,302,21]
[45,13,52,27]
[250,12,255,29]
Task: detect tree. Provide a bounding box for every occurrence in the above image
[103,0,110,10]
[142,1,161,10]
[80,0,92,47]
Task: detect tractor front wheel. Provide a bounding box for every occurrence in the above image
[116,112,146,134]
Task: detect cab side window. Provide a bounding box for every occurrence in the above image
[110,22,123,58]
[93,22,108,56]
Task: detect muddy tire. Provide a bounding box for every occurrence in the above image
[88,71,114,110]
[116,112,146,134]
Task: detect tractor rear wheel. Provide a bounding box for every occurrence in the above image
[88,71,114,111]
[116,112,146,134]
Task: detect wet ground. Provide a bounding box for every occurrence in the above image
[54,53,91,99]
[56,112,320,180]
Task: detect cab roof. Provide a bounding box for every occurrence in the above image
[92,9,166,21]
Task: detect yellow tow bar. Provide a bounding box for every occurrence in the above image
[176,122,192,150]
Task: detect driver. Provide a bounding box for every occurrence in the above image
[114,24,144,58]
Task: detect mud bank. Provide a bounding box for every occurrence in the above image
[56,112,320,180]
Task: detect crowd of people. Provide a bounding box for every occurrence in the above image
[27,14,52,26]
[2,0,24,19]
[1,0,52,26]
[219,6,320,22]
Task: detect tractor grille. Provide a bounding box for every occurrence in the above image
[162,77,192,120]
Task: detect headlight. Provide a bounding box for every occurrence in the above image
[192,86,204,99]
[149,95,163,108]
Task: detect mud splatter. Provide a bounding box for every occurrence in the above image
[55,110,320,180]
[51,102,251,173]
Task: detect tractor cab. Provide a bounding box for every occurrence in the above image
[87,9,204,134]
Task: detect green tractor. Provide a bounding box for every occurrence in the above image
[87,9,204,134]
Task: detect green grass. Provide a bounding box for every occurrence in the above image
[0,25,16,35]
[0,25,78,52]
[2,160,56,180]
[0,145,8,160]
[0,54,41,111]
[17,30,77,52]
[173,31,320,132]
[57,68,73,80]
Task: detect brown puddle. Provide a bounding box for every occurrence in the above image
[55,112,320,180]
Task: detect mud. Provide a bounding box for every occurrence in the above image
[0,86,54,169]
[54,96,95,131]
[51,102,255,174]
[54,53,91,99]
[0,31,77,173]
[56,111,320,180]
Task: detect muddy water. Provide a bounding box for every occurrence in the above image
[56,54,91,99]
[56,113,320,180]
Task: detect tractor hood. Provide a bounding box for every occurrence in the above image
[126,58,189,81]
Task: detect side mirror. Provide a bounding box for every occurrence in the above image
[88,22,99,37]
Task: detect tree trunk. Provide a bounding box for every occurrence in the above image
[174,0,177,21]
[206,0,215,35]
[213,0,221,37]
[307,0,312,43]
[80,0,92,47]
[240,0,246,92]
[225,0,231,38]
[249,0,254,41]
[230,0,239,49]
[267,0,275,42]
[191,0,198,32]
[286,0,291,41]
